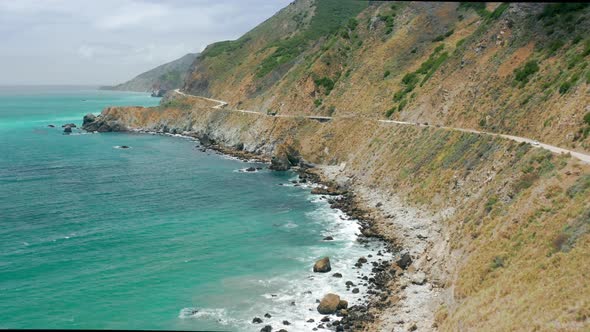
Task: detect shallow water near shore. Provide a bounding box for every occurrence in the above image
[0,87,389,331]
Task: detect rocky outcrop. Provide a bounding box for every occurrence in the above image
[269,143,300,171]
[82,113,127,132]
[313,257,331,273]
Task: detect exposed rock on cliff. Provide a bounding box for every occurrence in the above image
[82,112,127,132]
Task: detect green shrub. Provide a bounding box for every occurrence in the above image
[433,35,445,42]
[491,256,505,269]
[314,77,336,95]
[548,40,565,55]
[398,99,408,111]
[256,0,367,77]
[458,2,490,18]
[538,3,589,20]
[445,29,455,37]
[488,3,509,20]
[559,81,572,94]
[347,18,359,31]
[568,54,583,69]
[402,72,419,85]
[514,60,540,85]
[383,70,391,78]
[485,196,498,213]
[314,98,323,107]
[385,107,396,117]
[584,112,590,126]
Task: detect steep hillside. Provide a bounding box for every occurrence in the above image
[183,2,590,154]
[89,1,590,331]
[101,53,198,92]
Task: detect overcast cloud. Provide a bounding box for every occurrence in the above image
[0,0,292,85]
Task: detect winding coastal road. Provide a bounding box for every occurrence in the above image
[172,89,590,164]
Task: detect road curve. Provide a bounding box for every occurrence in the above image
[173,89,590,164]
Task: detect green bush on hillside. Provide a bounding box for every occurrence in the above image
[514,60,540,85]
[538,3,590,20]
[559,81,572,94]
[458,2,490,17]
[314,76,335,95]
[256,0,367,78]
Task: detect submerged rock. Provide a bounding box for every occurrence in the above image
[317,293,341,314]
[313,257,331,273]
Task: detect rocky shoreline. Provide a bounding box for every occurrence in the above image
[165,132,410,331]
[81,114,434,331]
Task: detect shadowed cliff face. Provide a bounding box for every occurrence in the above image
[183,1,590,154]
[94,1,590,331]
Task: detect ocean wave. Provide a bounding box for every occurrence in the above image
[179,191,392,332]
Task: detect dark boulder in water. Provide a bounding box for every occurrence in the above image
[120,146,130,149]
[48,124,55,128]
[252,317,263,324]
[332,272,343,278]
[63,126,72,133]
[260,325,272,332]
[62,123,76,128]
[245,167,256,172]
[313,257,331,273]
[323,236,334,241]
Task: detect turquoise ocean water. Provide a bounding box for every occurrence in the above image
[0,86,387,331]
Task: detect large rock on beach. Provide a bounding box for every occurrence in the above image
[317,293,341,314]
[313,257,331,273]
[396,251,412,270]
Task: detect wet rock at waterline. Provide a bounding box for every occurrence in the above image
[317,293,342,314]
[313,257,331,273]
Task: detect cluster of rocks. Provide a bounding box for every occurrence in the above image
[82,113,127,132]
[49,123,78,134]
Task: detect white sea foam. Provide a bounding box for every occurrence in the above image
[234,168,260,173]
[179,307,236,326]
[180,186,392,332]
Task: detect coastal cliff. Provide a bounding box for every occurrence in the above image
[84,95,590,331]
[86,1,590,331]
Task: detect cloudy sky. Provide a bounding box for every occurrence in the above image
[0,0,292,85]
